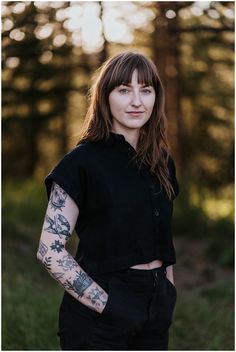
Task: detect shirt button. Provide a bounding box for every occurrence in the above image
[154,210,159,217]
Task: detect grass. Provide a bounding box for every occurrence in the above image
[2,179,235,350]
[169,281,234,350]
[2,240,62,350]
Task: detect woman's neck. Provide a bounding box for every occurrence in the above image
[110,128,139,150]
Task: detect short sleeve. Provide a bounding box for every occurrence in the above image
[44,147,86,209]
[168,156,180,200]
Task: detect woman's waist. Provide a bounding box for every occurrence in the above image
[129,258,163,270]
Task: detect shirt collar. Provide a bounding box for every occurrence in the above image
[100,132,129,147]
[99,131,137,158]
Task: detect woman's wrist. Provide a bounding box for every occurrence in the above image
[97,291,109,313]
[81,284,109,313]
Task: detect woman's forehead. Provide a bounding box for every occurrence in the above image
[120,82,153,87]
[113,67,154,86]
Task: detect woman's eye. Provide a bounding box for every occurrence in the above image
[118,87,153,94]
[141,89,152,94]
[119,88,130,94]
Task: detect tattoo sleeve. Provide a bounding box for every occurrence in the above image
[38,182,107,313]
[42,246,107,312]
[38,241,48,260]
[57,254,77,271]
[86,285,108,310]
[44,214,71,240]
[49,183,67,211]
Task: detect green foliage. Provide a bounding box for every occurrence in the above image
[3,280,62,350]
[172,182,234,269]
[2,241,62,350]
[173,201,211,237]
[205,217,234,268]
[170,280,234,350]
[2,178,61,349]
[3,179,46,241]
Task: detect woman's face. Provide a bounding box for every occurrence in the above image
[109,70,156,133]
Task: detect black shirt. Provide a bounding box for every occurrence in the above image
[45,132,180,274]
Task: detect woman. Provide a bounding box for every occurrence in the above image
[37,51,180,350]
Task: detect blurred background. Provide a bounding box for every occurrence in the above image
[2,1,234,350]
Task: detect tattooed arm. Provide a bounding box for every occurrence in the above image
[37,182,108,314]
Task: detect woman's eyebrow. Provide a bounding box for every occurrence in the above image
[120,83,131,87]
[120,83,152,87]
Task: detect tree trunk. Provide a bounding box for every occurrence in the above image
[151,2,186,175]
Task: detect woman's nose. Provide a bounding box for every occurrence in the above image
[131,93,142,107]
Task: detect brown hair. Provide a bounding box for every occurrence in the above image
[77,52,176,200]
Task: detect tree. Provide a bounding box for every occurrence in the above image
[147,1,234,198]
[2,1,89,178]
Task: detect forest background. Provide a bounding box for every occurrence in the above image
[2,1,234,350]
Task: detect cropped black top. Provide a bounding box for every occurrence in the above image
[45,132,180,274]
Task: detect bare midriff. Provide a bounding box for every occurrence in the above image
[130,259,163,270]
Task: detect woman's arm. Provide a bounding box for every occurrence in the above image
[37,182,108,314]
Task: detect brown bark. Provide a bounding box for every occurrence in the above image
[151,2,186,175]
[97,1,108,66]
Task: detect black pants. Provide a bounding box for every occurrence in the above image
[58,265,177,350]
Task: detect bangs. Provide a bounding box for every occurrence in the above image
[107,55,158,91]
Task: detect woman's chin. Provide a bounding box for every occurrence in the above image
[122,121,148,130]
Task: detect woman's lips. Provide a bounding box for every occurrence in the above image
[127,111,144,116]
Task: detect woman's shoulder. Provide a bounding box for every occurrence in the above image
[58,141,106,169]
[66,140,97,157]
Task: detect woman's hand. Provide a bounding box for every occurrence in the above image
[166,265,175,286]
[80,282,109,314]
